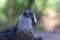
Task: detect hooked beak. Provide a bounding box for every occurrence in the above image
[32,14,37,26]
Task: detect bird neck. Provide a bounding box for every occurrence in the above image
[17,15,34,31]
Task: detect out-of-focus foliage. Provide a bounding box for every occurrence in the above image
[0,13,7,23]
[13,0,28,17]
[0,0,60,31]
[0,0,7,23]
[0,0,7,8]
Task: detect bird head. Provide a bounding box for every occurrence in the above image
[23,9,37,26]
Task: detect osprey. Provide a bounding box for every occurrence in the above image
[0,9,42,40]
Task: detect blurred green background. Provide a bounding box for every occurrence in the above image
[0,0,60,32]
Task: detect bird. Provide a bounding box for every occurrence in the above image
[16,9,37,40]
[0,9,42,40]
